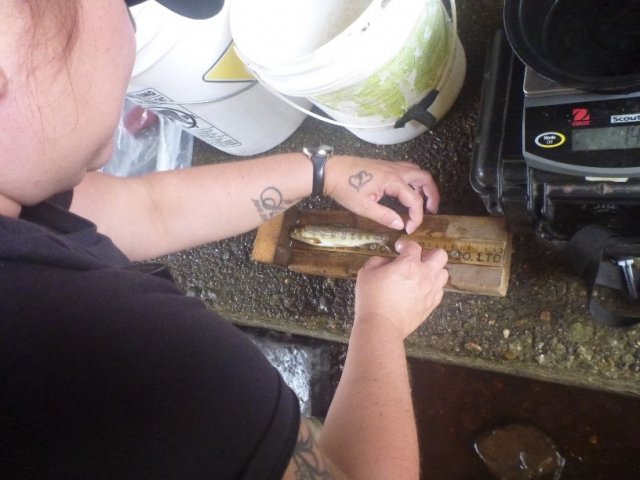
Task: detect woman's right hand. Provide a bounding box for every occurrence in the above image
[354,239,449,340]
[324,156,440,234]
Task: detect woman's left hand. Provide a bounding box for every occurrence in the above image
[324,156,440,234]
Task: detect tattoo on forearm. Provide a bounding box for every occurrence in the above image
[291,425,333,479]
[349,170,373,192]
[252,186,291,221]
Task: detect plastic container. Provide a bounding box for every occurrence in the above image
[126,0,311,156]
[230,0,466,145]
[504,0,640,93]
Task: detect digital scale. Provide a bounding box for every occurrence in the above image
[472,30,640,243]
[524,73,640,177]
[471,30,640,325]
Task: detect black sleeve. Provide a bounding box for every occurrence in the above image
[1,265,300,479]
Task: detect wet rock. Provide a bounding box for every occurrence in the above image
[203,291,217,303]
[554,282,567,298]
[318,296,329,314]
[268,294,280,307]
[503,349,518,361]
[474,423,565,480]
[539,310,552,322]
[185,286,199,297]
[620,353,635,367]
[551,342,567,357]
[503,342,523,361]
[576,346,593,362]
[568,322,594,344]
[322,278,335,289]
[464,341,483,353]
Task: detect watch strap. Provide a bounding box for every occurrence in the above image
[303,145,334,196]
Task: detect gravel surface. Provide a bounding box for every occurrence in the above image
[162,0,640,397]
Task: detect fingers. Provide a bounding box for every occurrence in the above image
[395,238,423,257]
[399,244,449,284]
[396,241,449,268]
[361,201,405,230]
[383,170,439,233]
[422,248,448,268]
[431,288,445,309]
[405,170,440,214]
[394,166,439,214]
[328,157,440,232]
[423,185,440,215]
[435,268,449,288]
[422,250,448,308]
[394,241,448,312]
[383,181,425,234]
[394,161,422,170]
[360,255,392,271]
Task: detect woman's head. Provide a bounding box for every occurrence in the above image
[0,0,136,210]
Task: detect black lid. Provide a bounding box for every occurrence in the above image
[126,0,224,20]
[504,0,640,93]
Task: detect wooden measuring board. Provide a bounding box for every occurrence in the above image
[252,209,512,296]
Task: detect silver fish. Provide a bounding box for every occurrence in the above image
[290,224,392,252]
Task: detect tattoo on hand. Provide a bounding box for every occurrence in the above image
[349,170,373,192]
[252,186,290,221]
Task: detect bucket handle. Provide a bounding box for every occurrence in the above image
[394,0,458,129]
[244,0,458,131]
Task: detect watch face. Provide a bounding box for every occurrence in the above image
[318,145,334,156]
[303,145,334,157]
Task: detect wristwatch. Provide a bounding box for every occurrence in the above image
[302,144,334,197]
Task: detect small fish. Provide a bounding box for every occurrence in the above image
[290,225,392,252]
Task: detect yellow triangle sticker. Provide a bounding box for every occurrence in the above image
[203,43,255,82]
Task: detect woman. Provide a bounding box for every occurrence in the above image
[0,1,449,478]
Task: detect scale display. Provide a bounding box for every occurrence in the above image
[573,125,640,152]
[524,96,640,175]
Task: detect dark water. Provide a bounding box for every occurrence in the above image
[410,358,640,479]
[244,327,640,480]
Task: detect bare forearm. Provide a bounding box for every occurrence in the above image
[72,153,312,260]
[72,152,439,263]
[318,319,420,480]
[135,153,312,254]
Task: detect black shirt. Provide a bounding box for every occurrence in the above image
[0,192,299,479]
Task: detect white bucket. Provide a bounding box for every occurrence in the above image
[230,0,466,145]
[126,0,311,156]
